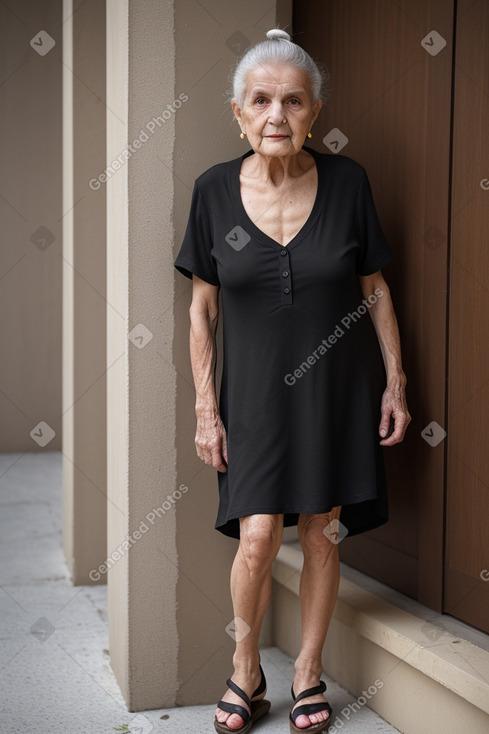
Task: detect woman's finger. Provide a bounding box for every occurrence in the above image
[210,443,227,472]
[379,407,393,438]
[379,410,410,445]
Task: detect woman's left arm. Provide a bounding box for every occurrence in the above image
[359,270,411,446]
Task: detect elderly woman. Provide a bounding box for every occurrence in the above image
[175,29,410,734]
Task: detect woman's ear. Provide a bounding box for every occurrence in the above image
[231,99,245,136]
[311,98,322,126]
[231,99,242,124]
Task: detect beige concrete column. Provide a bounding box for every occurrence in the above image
[106,0,179,711]
[106,0,288,711]
[62,0,107,584]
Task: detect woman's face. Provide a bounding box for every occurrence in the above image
[232,62,322,157]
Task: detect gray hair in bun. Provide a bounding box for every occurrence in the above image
[231,28,327,106]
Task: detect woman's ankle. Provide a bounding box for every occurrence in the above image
[232,650,261,678]
[294,655,323,682]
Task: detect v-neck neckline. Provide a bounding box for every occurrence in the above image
[233,145,324,251]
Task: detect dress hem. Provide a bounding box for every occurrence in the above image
[218,492,380,524]
[215,507,388,540]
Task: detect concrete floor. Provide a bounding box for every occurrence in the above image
[0,451,401,734]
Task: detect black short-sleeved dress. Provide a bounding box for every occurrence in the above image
[175,146,393,539]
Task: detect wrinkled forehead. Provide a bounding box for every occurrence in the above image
[243,63,312,98]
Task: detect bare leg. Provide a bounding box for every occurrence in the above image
[292,507,342,729]
[215,513,284,730]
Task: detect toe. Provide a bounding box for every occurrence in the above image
[293,713,313,729]
[215,708,245,730]
[226,713,245,730]
[215,707,227,723]
[294,710,330,728]
[292,694,331,729]
[309,711,327,724]
[311,710,328,723]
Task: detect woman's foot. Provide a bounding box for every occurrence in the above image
[291,672,331,729]
[215,666,265,731]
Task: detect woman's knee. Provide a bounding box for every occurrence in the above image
[239,514,283,569]
[298,507,342,555]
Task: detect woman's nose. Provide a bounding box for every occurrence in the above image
[268,103,285,125]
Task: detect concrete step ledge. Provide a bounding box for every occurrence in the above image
[271,542,489,734]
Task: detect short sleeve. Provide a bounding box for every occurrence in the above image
[355,169,393,275]
[174,181,220,286]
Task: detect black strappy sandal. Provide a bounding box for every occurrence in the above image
[214,664,271,734]
[289,680,332,733]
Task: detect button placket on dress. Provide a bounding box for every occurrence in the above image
[279,247,293,305]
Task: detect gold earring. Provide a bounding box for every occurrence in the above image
[240,132,245,139]
[307,131,312,139]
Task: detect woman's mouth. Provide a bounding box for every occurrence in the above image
[266,135,288,139]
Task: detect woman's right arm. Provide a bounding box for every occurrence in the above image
[189,275,228,472]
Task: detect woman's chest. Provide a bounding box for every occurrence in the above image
[239,173,317,246]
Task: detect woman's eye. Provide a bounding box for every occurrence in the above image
[255,97,267,105]
[288,98,300,105]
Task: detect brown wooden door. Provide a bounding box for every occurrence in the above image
[294,0,454,612]
[444,0,489,634]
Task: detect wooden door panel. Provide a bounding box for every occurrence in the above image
[293,0,454,607]
[445,0,489,633]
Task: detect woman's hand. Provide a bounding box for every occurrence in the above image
[189,276,227,470]
[378,379,411,446]
[358,271,411,446]
[195,406,228,472]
